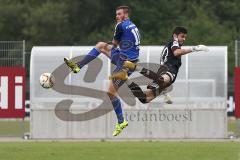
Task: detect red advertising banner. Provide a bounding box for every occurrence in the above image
[235,67,240,118]
[0,67,26,118]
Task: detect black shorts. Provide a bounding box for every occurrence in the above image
[147,64,178,95]
[165,64,178,83]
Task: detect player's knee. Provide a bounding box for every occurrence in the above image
[163,75,170,82]
[107,85,118,98]
[162,74,172,88]
[107,91,117,99]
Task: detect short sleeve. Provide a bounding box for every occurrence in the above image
[171,40,180,52]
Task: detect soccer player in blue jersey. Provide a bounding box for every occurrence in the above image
[64,5,140,136]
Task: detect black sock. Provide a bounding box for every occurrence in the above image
[128,82,147,103]
[140,68,164,87]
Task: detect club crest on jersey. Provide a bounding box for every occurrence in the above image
[119,40,134,51]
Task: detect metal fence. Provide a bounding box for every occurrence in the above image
[235,40,240,67]
[0,41,25,67]
[0,40,27,137]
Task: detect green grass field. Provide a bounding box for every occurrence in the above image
[0,141,239,160]
[228,118,238,134]
[0,119,239,160]
[0,120,29,136]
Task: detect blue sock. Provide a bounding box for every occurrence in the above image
[111,97,124,124]
[77,48,100,68]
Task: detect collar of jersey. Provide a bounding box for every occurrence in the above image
[122,18,130,23]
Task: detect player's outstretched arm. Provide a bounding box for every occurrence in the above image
[173,45,209,56]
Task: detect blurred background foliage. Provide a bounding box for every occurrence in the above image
[0,0,239,76]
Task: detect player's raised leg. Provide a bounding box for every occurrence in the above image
[64,42,112,73]
[126,81,157,104]
[112,61,166,90]
[64,57,81,73]
[127,81,148,103]
[116,63,173,104]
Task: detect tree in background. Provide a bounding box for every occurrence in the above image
[0,0,239,76]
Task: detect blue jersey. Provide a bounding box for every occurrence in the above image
[113,19,140,60]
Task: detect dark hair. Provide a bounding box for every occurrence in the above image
[173,26,187,35]
[116,5,131,14]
